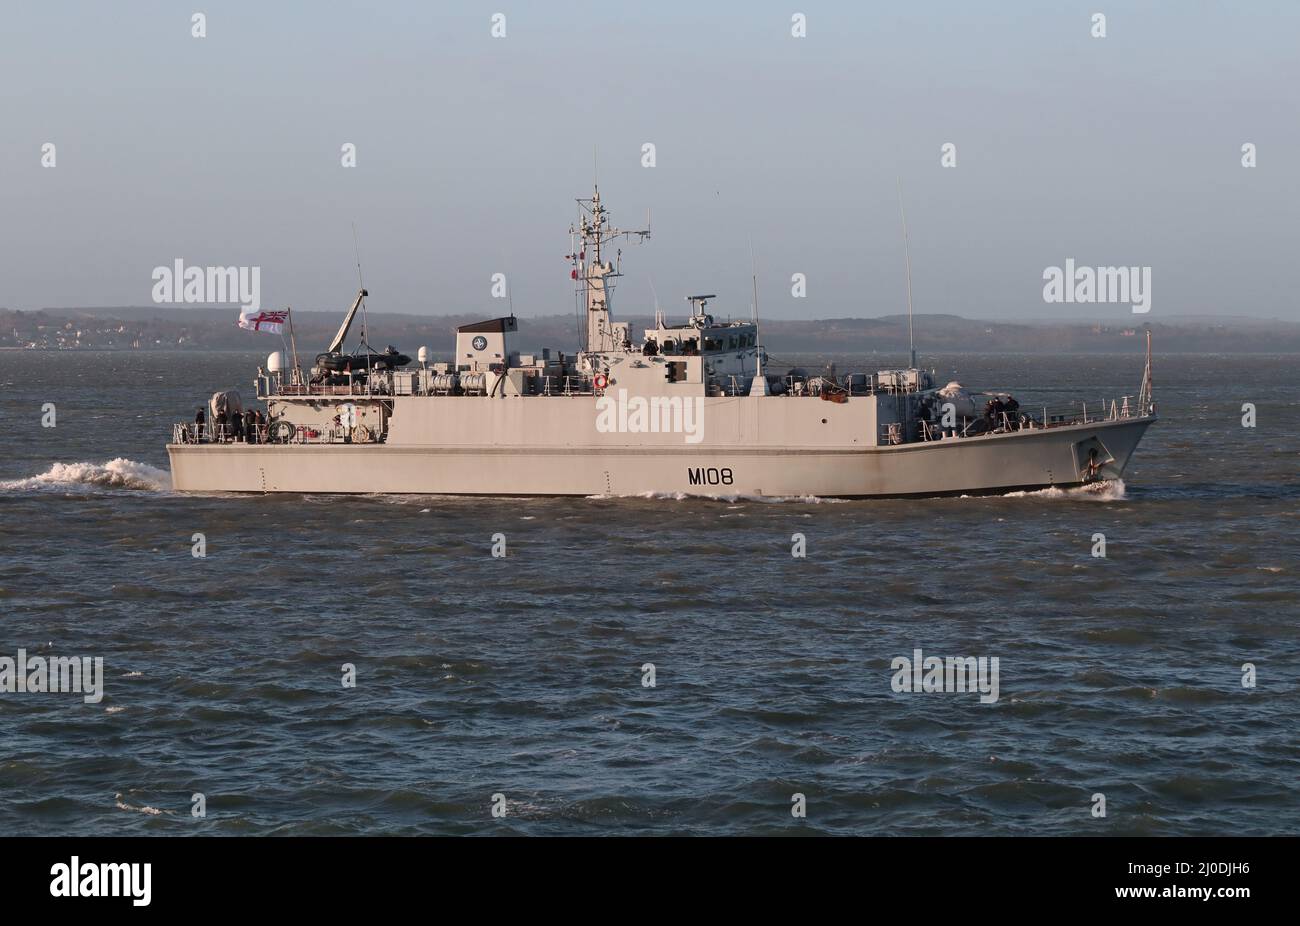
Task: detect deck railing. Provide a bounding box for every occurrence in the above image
[172,423,272,444]
[913,395,1146,442]
[171,422,379,445]
[540,375,594,396]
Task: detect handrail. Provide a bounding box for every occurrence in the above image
[898,393,1147,446]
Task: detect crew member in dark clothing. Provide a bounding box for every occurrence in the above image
[245,409,258,444]
[231,409,245,442]
[915,398,934,439]
[1003,395,1020,429]
[990,397,1009,428]
[194,408,205,442]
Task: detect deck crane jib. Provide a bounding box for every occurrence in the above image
[312,288,411,380]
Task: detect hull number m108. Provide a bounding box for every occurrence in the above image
[688,467,734,486]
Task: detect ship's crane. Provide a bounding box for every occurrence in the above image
[326,288,369,355]
[313,287,410,376]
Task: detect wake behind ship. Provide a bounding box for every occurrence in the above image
[167,187,1156,497]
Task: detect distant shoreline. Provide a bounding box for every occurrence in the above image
[7,346,1299,357]
[7,306,1300,354]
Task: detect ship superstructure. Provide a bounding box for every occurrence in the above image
[167,185,1155,497]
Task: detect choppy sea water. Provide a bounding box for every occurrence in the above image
[0,349,1296,835]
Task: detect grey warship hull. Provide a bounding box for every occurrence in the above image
[167,183,1157,498]
[167,395,1154,497]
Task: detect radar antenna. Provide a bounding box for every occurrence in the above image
[686,294,716,326]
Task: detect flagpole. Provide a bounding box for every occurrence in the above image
[286,307,302,385]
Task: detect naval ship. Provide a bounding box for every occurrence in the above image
[167,186,1156,497]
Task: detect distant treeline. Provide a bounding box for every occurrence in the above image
[4,307,1299,354]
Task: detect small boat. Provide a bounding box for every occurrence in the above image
[313,347,411,372]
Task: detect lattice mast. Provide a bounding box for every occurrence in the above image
[568,186,650,354]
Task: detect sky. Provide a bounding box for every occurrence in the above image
[1,0,1297,323]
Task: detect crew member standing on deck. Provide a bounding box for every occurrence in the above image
[194,408,205,442]
[1004,395,1020,430]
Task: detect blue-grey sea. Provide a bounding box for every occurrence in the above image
[0,350,1296,835]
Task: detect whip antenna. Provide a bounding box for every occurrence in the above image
[748,236,768,396]
[351,222,365,289]
[897,178,916,369]
[351,222,370,352]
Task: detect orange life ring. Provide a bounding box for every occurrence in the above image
[593,373,609,390]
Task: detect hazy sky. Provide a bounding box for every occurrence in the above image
[2,1,1296,323]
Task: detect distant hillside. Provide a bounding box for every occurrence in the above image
[3,306,1299,354]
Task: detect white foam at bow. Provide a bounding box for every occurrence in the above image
[0,458,172,492]
[995,479,1127,501]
